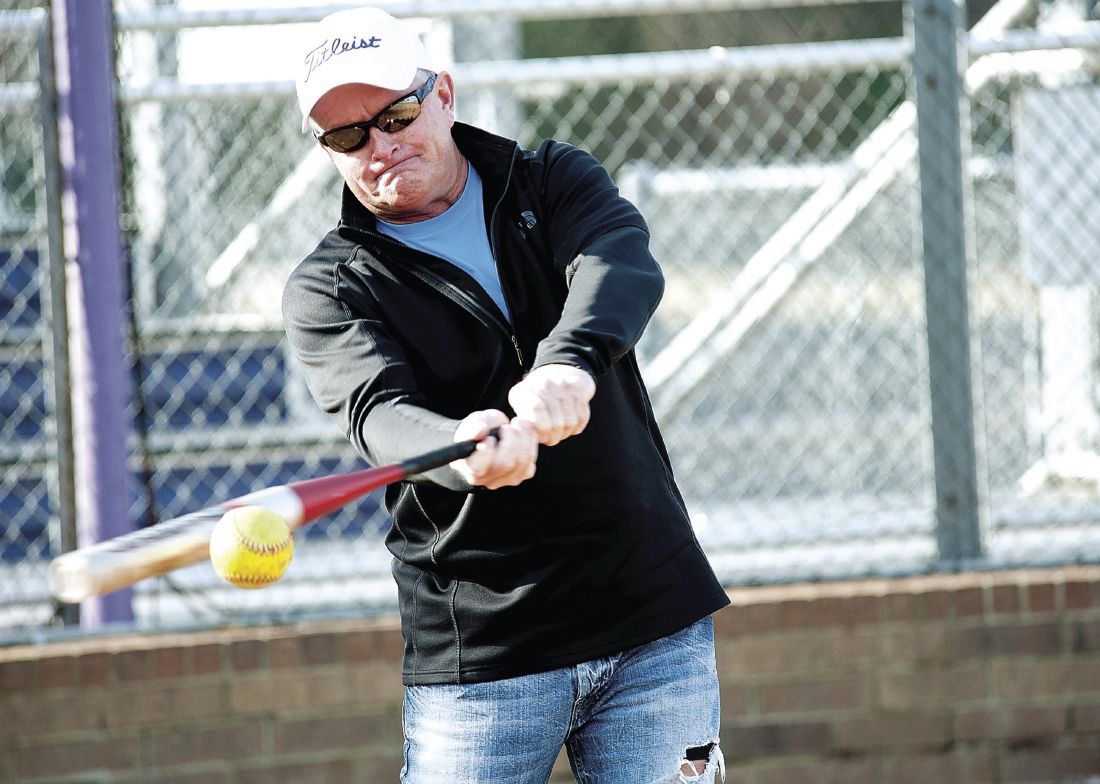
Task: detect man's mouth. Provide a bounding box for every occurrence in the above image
[378,157,416,179]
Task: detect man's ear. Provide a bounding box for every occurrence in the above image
[435,71,457,124]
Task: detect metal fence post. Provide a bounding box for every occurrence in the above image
[36,17,80,627]
[49,0,135,625]
[910,0,986,564]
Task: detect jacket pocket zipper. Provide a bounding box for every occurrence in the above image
[510,334,524,367]
[401,263,525,370]
[356,229,525,370]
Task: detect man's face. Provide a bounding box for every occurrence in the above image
[310,72,465,223]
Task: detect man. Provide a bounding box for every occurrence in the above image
[282,7,731,783]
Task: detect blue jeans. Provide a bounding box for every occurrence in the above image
[401,615,724,784]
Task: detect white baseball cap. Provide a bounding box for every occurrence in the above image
[294,7,434,133]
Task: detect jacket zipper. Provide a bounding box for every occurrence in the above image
[343,150,526,370]
[487,149,525,369]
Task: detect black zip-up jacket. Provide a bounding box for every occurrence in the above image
[282,123,730,685]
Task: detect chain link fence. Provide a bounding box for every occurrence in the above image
[0,3,64,630]
[3,0,1100,634]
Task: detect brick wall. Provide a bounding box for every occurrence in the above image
[2,566,1099,783]
[0,618,408,783]
[714,566,1100,784]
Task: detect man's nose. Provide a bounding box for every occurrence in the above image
[369,128,401,159]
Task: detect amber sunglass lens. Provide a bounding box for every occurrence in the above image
[324,127,369,153]
[376,101,421,133]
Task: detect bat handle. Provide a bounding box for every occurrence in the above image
[398,426,503,476]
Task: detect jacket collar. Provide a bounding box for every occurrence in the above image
[338,122,519,235]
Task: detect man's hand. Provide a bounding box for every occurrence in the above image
[508,364,596,447]
[451,409,539,489]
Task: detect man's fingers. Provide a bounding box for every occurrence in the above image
[507,364,595,447]
[452,413,538,489]
[568,396,591,437]
[464,434,499,476]
[477,420,538,488]
[454,408,509,444]
[526,396,568,447]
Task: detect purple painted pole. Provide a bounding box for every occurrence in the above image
[50,0,134,626]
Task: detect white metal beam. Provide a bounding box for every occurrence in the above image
[113,0,898,32]
[642,0,1049,415]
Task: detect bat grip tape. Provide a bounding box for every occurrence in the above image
[398,427,502,476]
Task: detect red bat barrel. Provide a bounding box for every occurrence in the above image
[46,434,486,603]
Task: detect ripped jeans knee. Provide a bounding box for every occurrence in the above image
[677,740,725,783]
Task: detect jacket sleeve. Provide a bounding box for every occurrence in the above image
[530,141,664,377]
[281,254,472,491]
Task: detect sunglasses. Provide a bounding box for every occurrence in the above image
[314,72,438,154]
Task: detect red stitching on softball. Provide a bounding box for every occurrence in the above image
[223,570,282,586]
[237,534,292,556]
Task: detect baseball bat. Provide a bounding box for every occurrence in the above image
[47,431,497,603]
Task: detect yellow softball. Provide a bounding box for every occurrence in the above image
[209,506,294,589]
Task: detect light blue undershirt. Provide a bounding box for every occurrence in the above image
[377,164,510,323]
